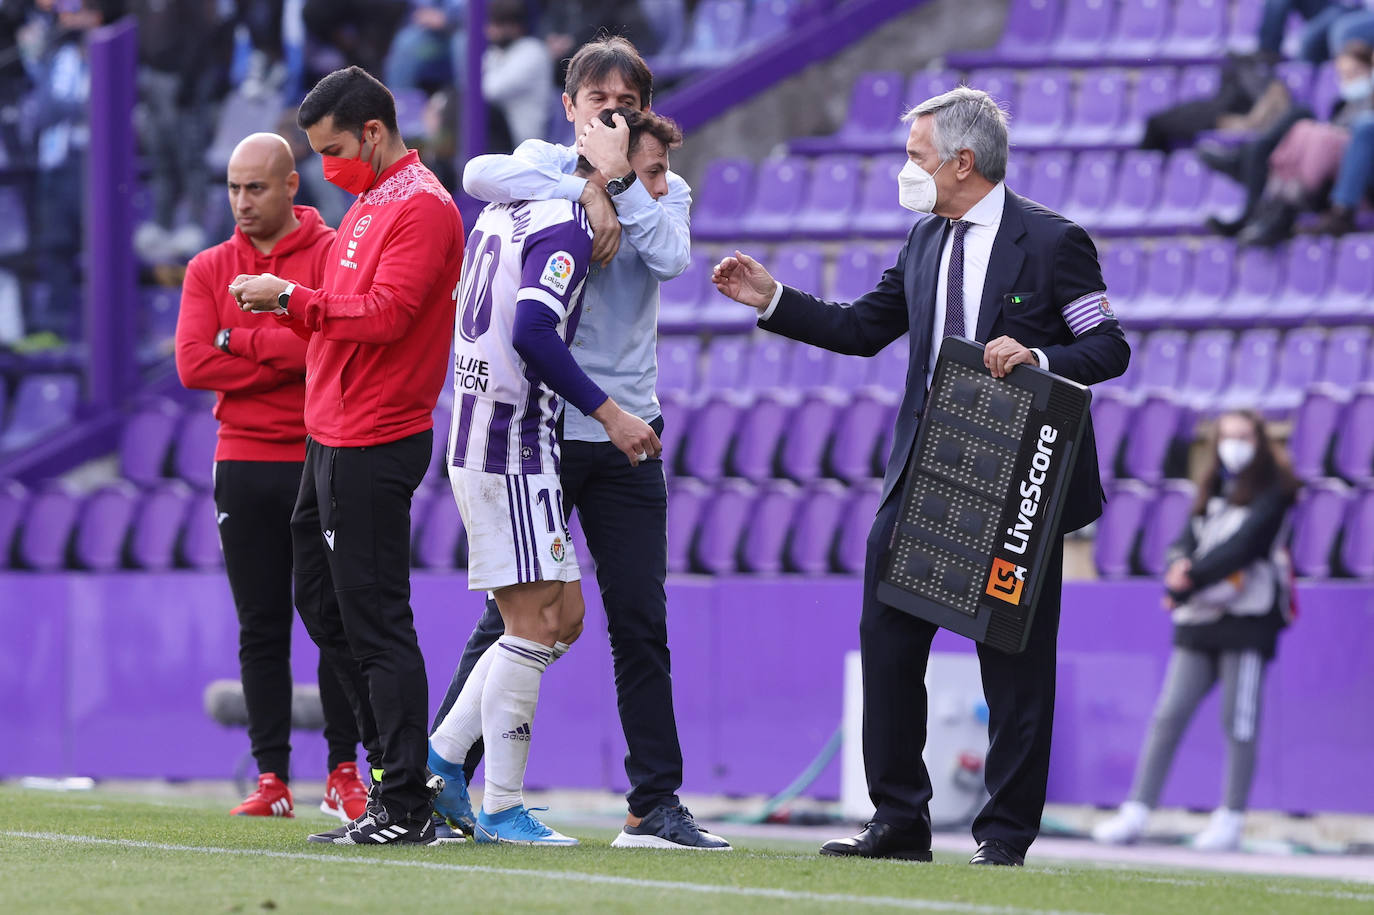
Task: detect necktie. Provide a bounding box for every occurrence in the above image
[943,220,971,340]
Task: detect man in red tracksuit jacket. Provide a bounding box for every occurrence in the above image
[231,67,463,846]
[175,132,368,824]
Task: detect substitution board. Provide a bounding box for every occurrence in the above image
[876,337,1091,654]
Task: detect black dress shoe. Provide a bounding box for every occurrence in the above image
[820,822,932,861]
[969,838,1024,866]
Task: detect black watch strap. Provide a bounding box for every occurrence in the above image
[606,169,637,196]
[215,328,231,353]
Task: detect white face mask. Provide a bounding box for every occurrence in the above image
[1217,438,1256,474]
[898,158,948,214]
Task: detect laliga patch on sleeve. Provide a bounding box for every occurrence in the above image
[540,251,575,295]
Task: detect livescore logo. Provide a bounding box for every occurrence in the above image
[985,423,1059,607]
[986,557,1025,605]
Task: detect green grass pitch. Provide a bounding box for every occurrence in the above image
[2,785,1370,914]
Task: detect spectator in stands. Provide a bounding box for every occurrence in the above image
[712,87,1129,866]
[448,36,730,851]
[383,0,467,93]
[175,132,369,824]
[1093,410,1298,853]
[482,0,552,151]
[303,0,408,80]
[1142,53,1290,153]
[235,0,288,99]
[1259,0,1348,63]
[1311,108,1374,232]
[541,1,658,86]
[1230,40,1374,245]
[230,66,463,847]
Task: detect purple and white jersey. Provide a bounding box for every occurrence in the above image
[448,198,593,474]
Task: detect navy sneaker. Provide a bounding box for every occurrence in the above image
[611,804,731,850]
[427,743,476,836]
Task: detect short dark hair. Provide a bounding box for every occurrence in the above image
[487,0,526,27]
[565,36,654,108]
[575,107,683,173]
[298,66,399,137]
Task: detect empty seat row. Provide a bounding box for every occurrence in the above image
[1096,477,1374,580]
[655,329,906,396]
[0,371,79,454]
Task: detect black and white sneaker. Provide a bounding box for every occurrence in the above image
[611,804,731,850]
[308,773,461,845]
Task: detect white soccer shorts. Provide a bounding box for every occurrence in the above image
[449,467,580,591]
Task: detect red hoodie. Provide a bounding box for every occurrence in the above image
[277,151,463,448]
[176,205,335,462]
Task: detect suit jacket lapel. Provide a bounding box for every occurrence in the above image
[906,215,947,377]
[975,191,1028,343]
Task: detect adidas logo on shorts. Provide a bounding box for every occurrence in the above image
[502,722,531,742]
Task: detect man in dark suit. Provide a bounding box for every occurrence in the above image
[712,87,1130,866]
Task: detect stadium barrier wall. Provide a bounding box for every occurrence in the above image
[2,573,1371,814]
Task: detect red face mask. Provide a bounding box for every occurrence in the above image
[322,134,378,194]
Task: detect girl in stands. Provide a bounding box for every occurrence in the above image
[1093,410,1299,852]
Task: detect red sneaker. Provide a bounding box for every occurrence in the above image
[231,773,294,817]
[321,761,369,822]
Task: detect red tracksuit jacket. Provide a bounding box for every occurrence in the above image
[175,205,334,462]
[280,151,464,448]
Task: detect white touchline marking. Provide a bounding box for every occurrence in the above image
[2,831,1097,915]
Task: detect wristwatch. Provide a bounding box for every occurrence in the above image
[276,282,296,315]
[605,169,637,197]
[214,328,231,354]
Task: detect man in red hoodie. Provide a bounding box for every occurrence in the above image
[176,132,369,823]
[230,67,464,846]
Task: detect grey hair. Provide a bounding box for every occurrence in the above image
[902,86,1009,184]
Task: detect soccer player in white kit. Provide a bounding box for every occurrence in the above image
[428,121,661,845]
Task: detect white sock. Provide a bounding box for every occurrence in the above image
[429,643,499,764]
[480,635,551,814]
[552,641,571,661]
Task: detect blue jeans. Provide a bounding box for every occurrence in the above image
[1332,113,1374,208]
[1259,0,1344,56]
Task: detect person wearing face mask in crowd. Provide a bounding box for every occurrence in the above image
[481,0,552,152]
[713,87,1130,866]
[229,66,464,847]
[1094,410,1300,853]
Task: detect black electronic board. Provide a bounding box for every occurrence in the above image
[876,337,1092,654]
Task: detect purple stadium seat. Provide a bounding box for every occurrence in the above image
[772,245,825,302]
[127,482,192,571]
[740,480,800,573]
[666,476,709,573]
[658,388,694,477]
[827,243,892,302]
[1290,387,1346,480]
[1005,149,1032,191]
[142,286,181,349]
[850,157,911,237]
[965,68,1020,113]
[1023,150,1073,213]
[1122,67,1178,141]
[1338,484,1374,578]
[692,479,755,573]
[681,0,748,67]
[681,392,745,480]
[1094,480,1153,577]
[1062,150,1118,226]
[181,491,224,569]
[699,335,750,395]
[1168,0,1227,57]
[690,158,754,238]
[744,0,794,46]
[172,409,221,489]
[1333,386,1374,484]
[1276,61,1314,107]
[835,479,883,574]
[1177,65,1222,101]
[1185,239,1237,325]
[1203,167,1247,222]
[785,479,848,574]
[1274,236,1331,325]
[413,487,465,570]
[1133,242,1193,326]
[1012,69,1073,145]
[657,336,701,395]
[1290,478,1350,578]
[0,186,27,256]
[904,70,962,113]
[1100,150,1164,229]
[1319,326,1371,391]
[119,399,181,486]
[0,373,79,453]
[1179,329,1234,409]
[1138,479,1197,576]
[1135,329,1188,393]
[17,485,80,571]
[1229,0,1264,48]
[962,0,1063,63]
[729,389,796,481]
[1320,234,1374,321]
[838,71,905,144]
[1071,68,1130,144]
[786,342,841,390]
[865,336,909,390]
[1224,245,1284,323]
[1122,394,1184,483]
[778,389,842,482]
[643,0,689,60]
[745,335,794,391]
[1267,327,1325,413]
[1054,0,1117,60]
[739,156,809,237]
[1110,0,1171,58]
[1099,241,1144,320]
[72,483,139,571]
[796,155,863,236]
[0,481,27,568]
[829,386,897,482]
[1150,150,1213,229]
[1090,386,1136,480]
[660,253,712,313]
[1310,62,1340,121]
[1221,328,1279,411]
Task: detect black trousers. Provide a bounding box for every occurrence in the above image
[214,459,360,780]
[292,431,432,817]
[434,418,683,817]
[862,494,1064,856]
